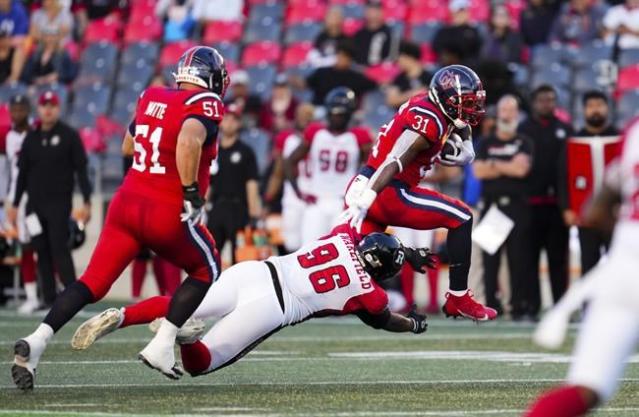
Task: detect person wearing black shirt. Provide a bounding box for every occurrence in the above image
[385,40,432,109]
[560,91,619,277]
[309,5,348,68]
[352,0,393,66]
[6,91,91,305]
[518,85,574,315]
[306,40,377,106]
[519,0,560,47]
[0,27,16,84]
[473,95,534,318]
[432,0,483,66]
[207,104,262,264]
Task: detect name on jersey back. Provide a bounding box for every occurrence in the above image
[337,233,372,290]
[145,101,168,120]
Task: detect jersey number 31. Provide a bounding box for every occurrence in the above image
[297,243,350,294]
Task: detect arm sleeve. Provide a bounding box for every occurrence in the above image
[356,308,391,329]
[71,128,92,203]
[13,134,29,207]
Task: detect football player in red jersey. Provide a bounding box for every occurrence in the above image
[71,229,432,376]
[343,65,497,321]
[11,46,230,390]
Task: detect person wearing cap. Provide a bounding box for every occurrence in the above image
[385,40,432,109]
[4,94,39,313]
[207,103,262,264]
[353,0,393,66]
[6,90,91,306]
[432,0,483,66]
[258,73,298,134]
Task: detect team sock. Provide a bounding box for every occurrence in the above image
[447,219,472,292]
[165,277,211,328]
[180,340,212,376]
[524,385,590,417]
[120,296,171,328]
[43,281,94,333]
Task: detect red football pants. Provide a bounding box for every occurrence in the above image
[361,183,473,235]
[80,190,218,300]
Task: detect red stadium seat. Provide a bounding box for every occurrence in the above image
[383,1,408,22]
[365,63,401,85]
[203,21,243,44]
[288,0,323,6]
[408,1,449,24]
[84,17,122,43]
[242,42,282,66]
[159,40,197,68]
[617,65,639,93]
[330,0,365,4]
[282,42,312,68]
[420,43,437,65]
[286,4,327,25]
[506,0,526,30]
[124,15,163,44]
[468,0,490,23]
[342,18,364,36]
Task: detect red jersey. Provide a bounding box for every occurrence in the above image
[367,93,451,187]
[122,87,225,204]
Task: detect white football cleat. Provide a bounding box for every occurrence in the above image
[533,309,571,350]
[17,299,40,315]
[12,335,46,391]
[149,318,206,345]
[71,308,123,350]
[138,338,184,380]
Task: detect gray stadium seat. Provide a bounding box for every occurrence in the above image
[110,88,140,120]
[116,61,154,92]
[530,44,564,69]
[121,42,159,67]
[363,105,395,132]
[362,91,386,114]
[410,22,441,44]
[78,42,118,83]
[68,107,97,129]
[243,19,282,43]
[240,128,271,176]
[573,68,599,92]
[72,83,112,118]
[530,63,572,89]
[246,65,277,100]
[617,91,639,128]
[570,41,613,68]
[0,82,27,103]
[249,3,284,23]
[619,48,639,69]
[213,42,240,63]
[342,3,364,19]
[284,22,322,45]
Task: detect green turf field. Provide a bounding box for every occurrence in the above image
[1,305,638,417]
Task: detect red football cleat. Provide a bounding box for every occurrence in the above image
[442,290,497,321]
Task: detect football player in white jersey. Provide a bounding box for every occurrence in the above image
[71,225,432,376]
[284,87,372,245]
[524,116,639,417]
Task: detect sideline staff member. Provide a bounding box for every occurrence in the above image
[473,95,533,319]
[207,104,262,263]
[7,91,91,306]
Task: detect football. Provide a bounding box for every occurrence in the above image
[441,133,463,159]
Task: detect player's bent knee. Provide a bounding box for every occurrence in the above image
[78,276,110,301]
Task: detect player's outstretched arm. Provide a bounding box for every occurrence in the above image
[356,307,427,334]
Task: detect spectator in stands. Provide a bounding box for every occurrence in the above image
[259,73,297,134]
[73,0,122,37]
[0,0,28,84]
[30,0,73,43]
[518,85,574,317]
[353,0,393,66]
[0,26,18,84]
[473,95,534,319]
[549,0,605,45]
[559,91,619,277]
[192,0,243,23]
[308,5,347,69]
[21,27,77,86]
[226,69,262,129]
[603,0,639,49]
[385,40,431,109]
[207,104,262,264]
[482,5,524,65]
[520,0,560,47]
[432,0,482,66]
[305,40,377,106]
[155,0,195,43]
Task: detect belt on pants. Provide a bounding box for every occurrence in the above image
[265,260,285,314]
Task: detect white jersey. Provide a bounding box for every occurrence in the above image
[5,129,28,203]
[304,123,370,199]
[268,226,388,325]
[615,118,639,224]
[279,131,310,205]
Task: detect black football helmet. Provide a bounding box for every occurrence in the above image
[356,233,405,281]
[174,46,230,98]
[428,65,486,128]
[68,219,86,250]
[325,87,356,131]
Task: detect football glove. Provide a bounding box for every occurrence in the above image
[180,183,205,224]
[437,133,475,167]
[406,305,428,334]
[403,246,438,273]
[341,188,377,233]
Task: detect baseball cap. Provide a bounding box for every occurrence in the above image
[449,0,470,12]
[9,94,30,106]
[230,70,249,86]
[226,102,243,117]
[38,91,60,106]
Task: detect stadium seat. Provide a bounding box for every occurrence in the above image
[73,83,112,118]
[468,0,490,23]
[77,42,118,84]
[249,3,285,22]
[342,18,364,36]
[286,4,327,25]
[383,1,408,22]
[84,17,122,44]
[284,22,322,45]
[619,48,639,69]
[506,0,525,30]
[388,21,405,39]
[241,42,282,66]
[243,19,282,44]
[617,64,639,93]
[282,42,313,68]
[202,21,243,44]
[240,128,272,176]
[0,104,10,130]
[159,40,197,68]
[68,108,97,129]
[419,43,437,65]
[123,15,163,44]
[363,104,395,132]
[245,65,277,99]
[530,44,565,69]
[121,42,160,67]
[365,63,401,85]
[573,68,600,93]
[510,63,529,88]
[79,127,106,154]
[330,0,365,4]
[285,63,314,80]
[212,42,240,63]
[408,1,449,24]
[569,41,613,69]
[110,88,140,119]
[362,90,386,114]
[116,61,154,92]
[410,22,441,44]
[341,3,365,19]
[616,91,639,128]
[0,82,27,104]
[530,64,572,89]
